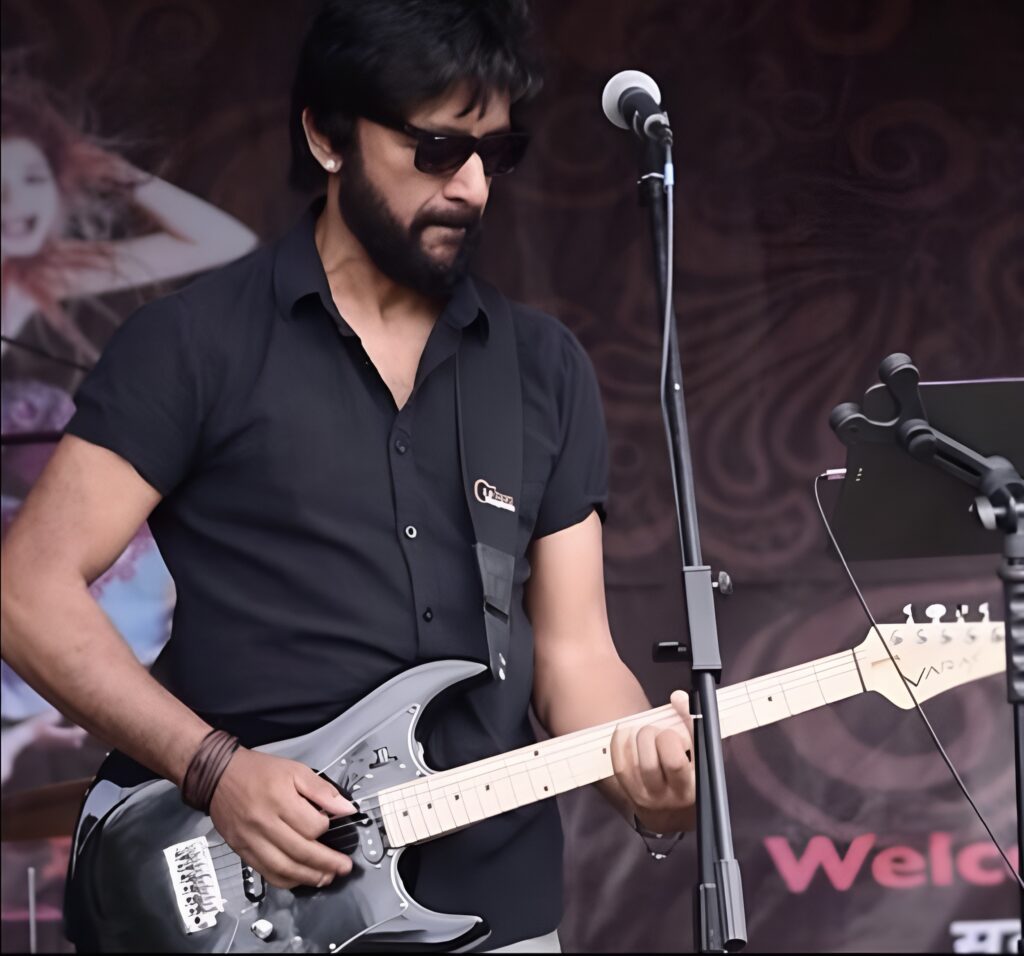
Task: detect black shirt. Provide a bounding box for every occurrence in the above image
[65,199,609,949]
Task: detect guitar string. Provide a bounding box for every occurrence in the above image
[203,628,1004,873]
[351,711,683,822]
[199,705,682,872]
[204,656,853,866]
[336,639,995,819]
[372,639,992,810]
[814,473,1022,890]
[344,643,988,848]
[205,816,381,876]
[205,802,386,861]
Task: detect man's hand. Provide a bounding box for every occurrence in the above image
[610,690,696,835]
[209,748,357,889]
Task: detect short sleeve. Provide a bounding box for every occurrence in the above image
[532,332,609,539]
[64,295,201,496]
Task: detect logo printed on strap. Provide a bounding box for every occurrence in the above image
[474,479,516,513]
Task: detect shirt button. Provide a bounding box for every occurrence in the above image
[395,439,408,454]
[422,608,434,622]
[404,525,418,539]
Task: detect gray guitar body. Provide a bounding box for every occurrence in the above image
[64,659,491,953]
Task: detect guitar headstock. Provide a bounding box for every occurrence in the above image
[854,602,1005,709]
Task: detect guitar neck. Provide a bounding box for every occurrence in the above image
[375,648,865,847]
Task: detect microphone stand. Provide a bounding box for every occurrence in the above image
[637,134,747,952]
[831,354,1024,941]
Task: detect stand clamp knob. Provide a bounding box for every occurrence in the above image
[712,571,734,596]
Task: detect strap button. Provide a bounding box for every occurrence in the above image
[404,525,418,539]
[422,608,434,622]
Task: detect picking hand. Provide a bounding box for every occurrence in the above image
[209,748,357,889]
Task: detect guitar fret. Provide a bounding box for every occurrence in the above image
[493,775,517,813]
[549,758,575,794]
[433,795,458,831]
[375,623,1005,848]
[510,771,535,805]
[720,651,862,738]
[405,801,431,841]
[446,787,471,828]
[528,763,555,799]
[385,626,1007,847]
[381,737,616,846]
[419,796,442,834]
[478,781,501,817]
[381,807,404,846]
[461,786,485,823]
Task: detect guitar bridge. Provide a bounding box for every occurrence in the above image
[163,836,225,934]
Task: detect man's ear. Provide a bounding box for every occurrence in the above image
[302,107,341,172]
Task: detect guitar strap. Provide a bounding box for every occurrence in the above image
[455,278,522,682]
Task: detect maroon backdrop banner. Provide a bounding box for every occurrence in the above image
[2,1,1021,952]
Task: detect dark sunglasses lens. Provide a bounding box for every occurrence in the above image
[478,134,530,175]
[414,136,476,174]
[414,132,531,176]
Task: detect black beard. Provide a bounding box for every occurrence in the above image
[336,145,482,299]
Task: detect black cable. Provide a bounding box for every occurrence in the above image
[814,473,1022,889]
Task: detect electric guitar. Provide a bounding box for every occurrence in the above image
[65,603,1005,952]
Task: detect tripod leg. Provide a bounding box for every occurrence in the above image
[999,531,1024,939]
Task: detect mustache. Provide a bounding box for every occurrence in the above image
[413,209,482,233]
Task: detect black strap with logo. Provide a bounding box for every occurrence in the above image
[455,278,523,682]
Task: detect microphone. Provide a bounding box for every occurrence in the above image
[601,70,671,142]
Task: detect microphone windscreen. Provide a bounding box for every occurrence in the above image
[601,70,662,128]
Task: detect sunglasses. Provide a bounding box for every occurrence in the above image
[370,116,530,177]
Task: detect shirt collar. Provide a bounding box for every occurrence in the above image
[272,196,489,340]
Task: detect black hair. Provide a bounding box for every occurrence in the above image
[288,0,543,190]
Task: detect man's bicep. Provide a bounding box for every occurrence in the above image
[4,435,163,587]
[526,510,616,662]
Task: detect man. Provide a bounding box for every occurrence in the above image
[0,1,695,951]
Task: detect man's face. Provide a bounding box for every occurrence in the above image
[336,83,511,298]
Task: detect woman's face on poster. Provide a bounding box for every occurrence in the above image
[1,136,62,260]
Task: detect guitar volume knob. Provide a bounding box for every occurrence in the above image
[251,919,274,941]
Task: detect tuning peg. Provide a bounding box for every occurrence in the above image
[902,603,915,624]
[925,603,947,624]
[979,602,990,623]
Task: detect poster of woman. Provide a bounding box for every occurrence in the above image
[1,61,257,951]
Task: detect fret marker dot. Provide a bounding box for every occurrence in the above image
[534,750,539,756]
[454,795,460,800]
[602,748,607,754]
[544,786,549,792]
[485,785,490,791]
[402,811,409,817]
[427,803,432,809]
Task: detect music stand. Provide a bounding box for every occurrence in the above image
[832,377,1024,560]
[829,356,1024,941]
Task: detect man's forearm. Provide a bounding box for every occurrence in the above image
[532,645,652,822]
[1,571,211,787]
